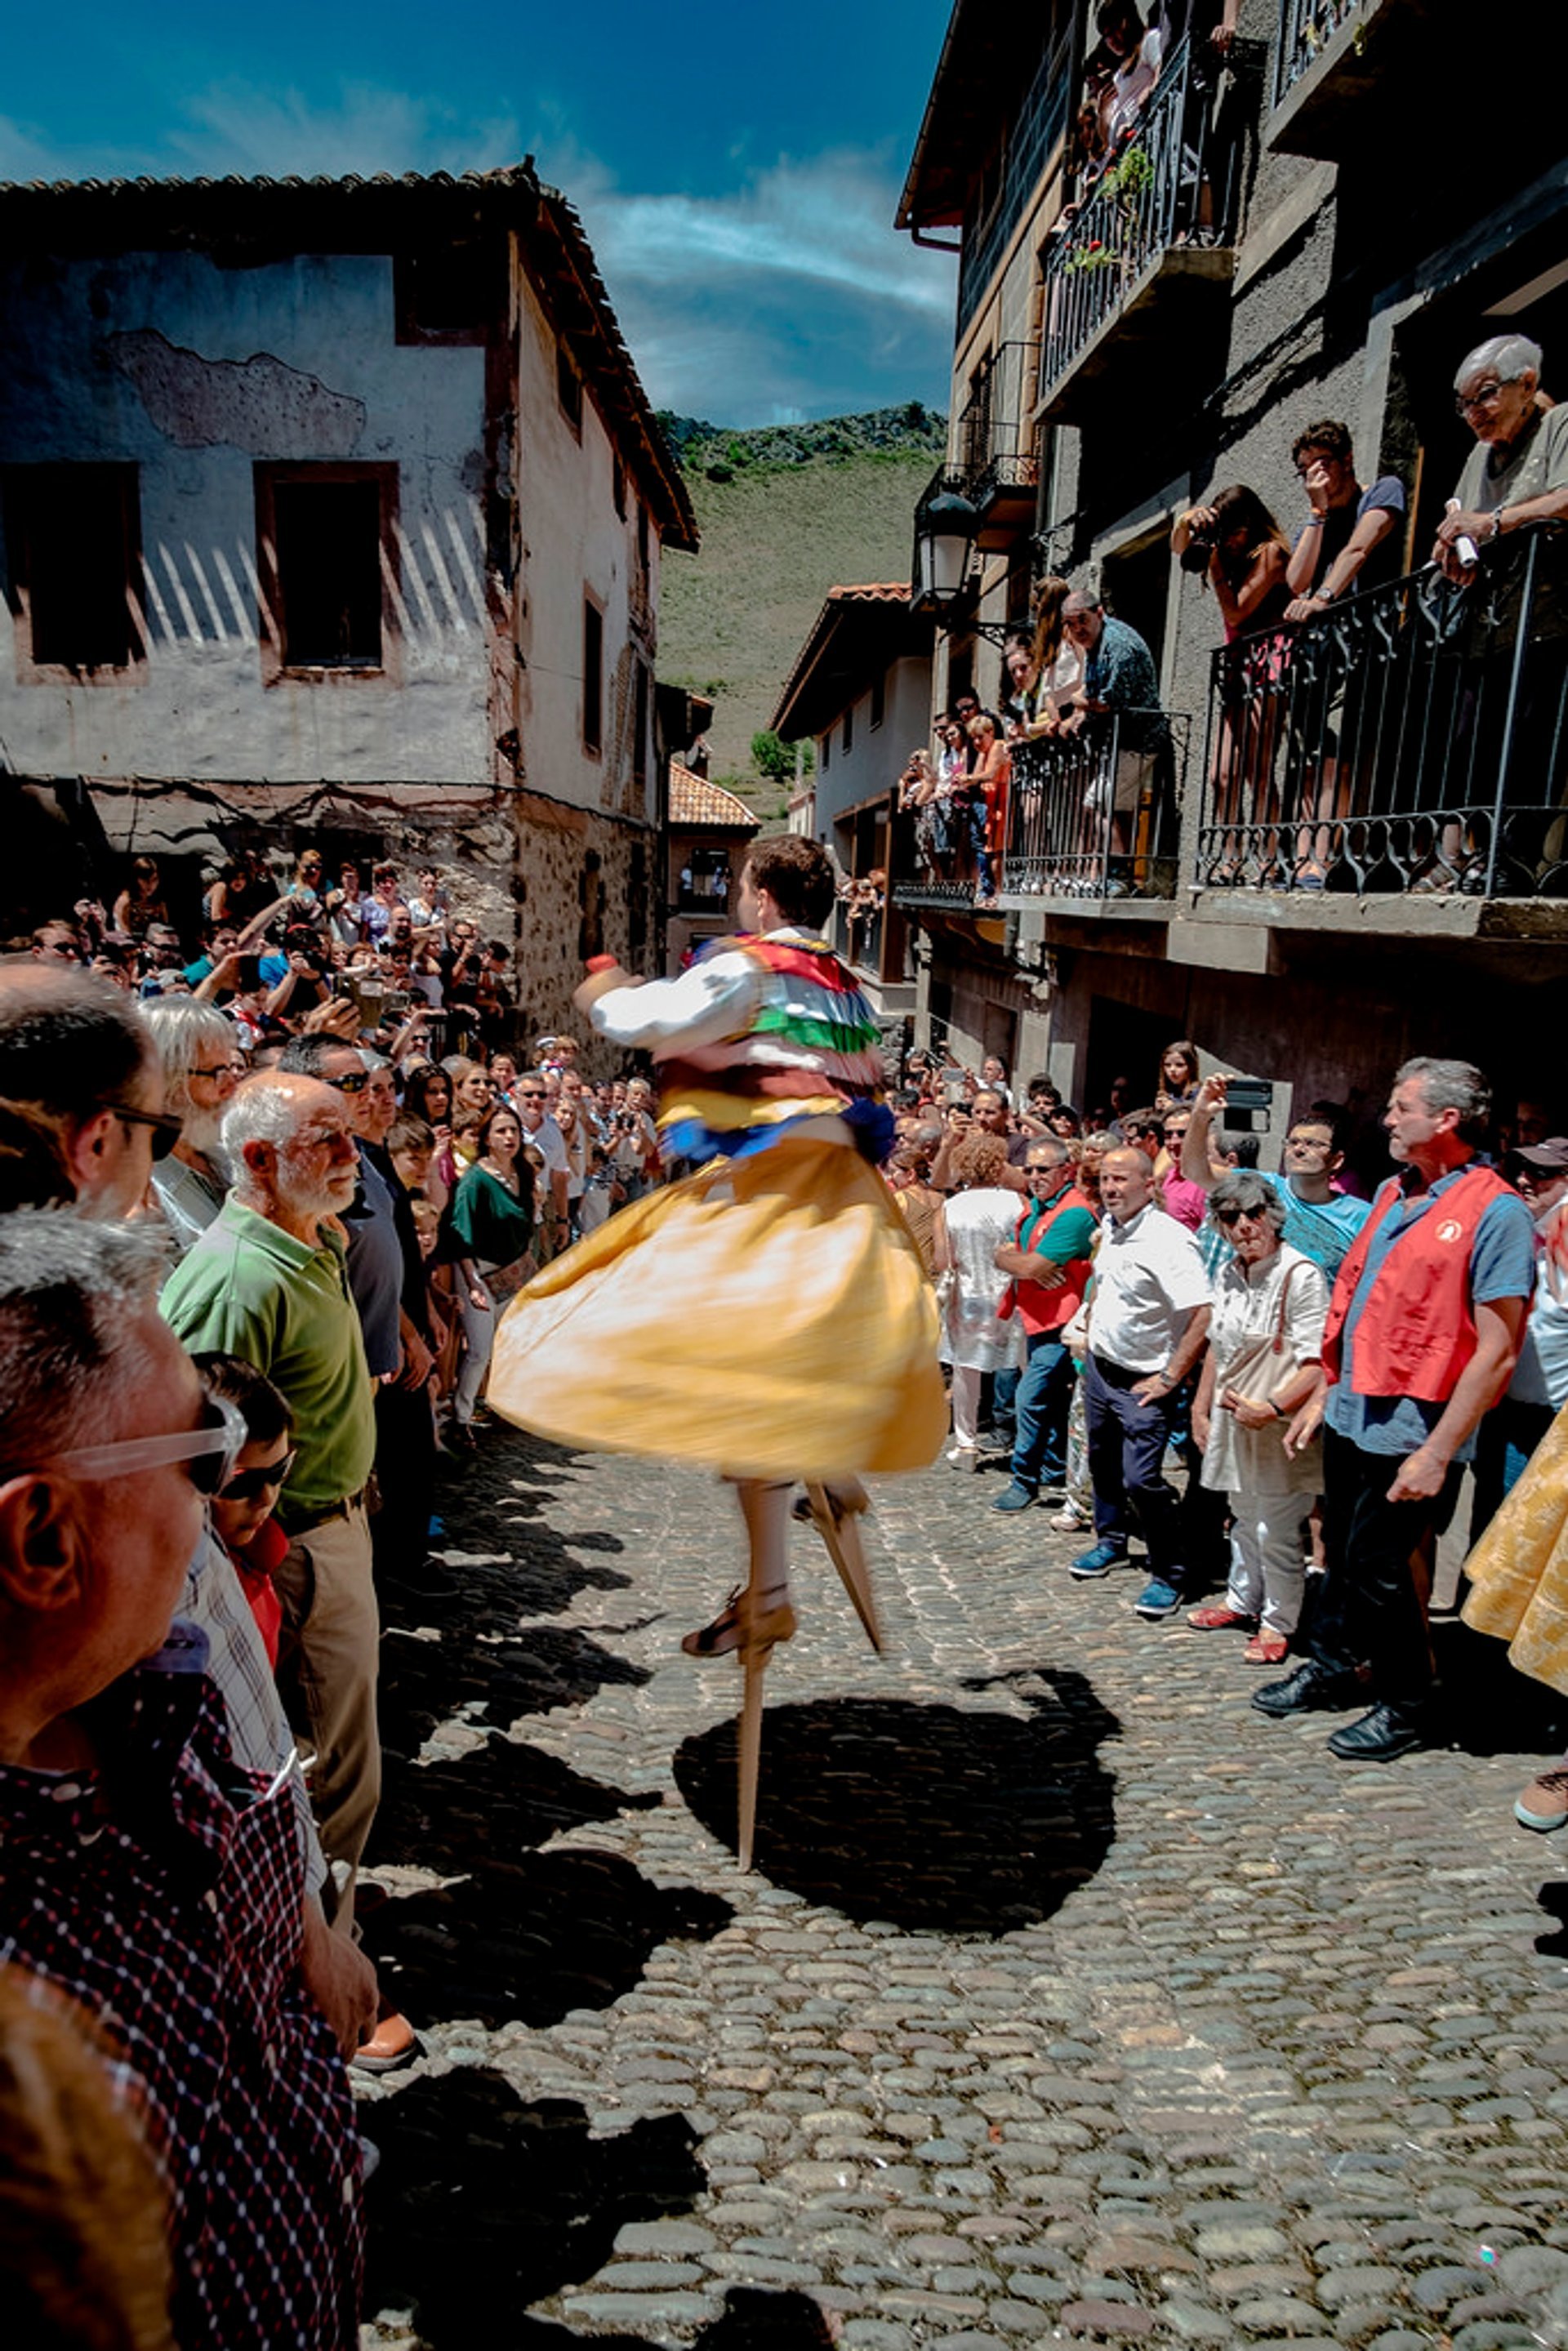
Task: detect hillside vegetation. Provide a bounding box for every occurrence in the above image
[657,404,947,817]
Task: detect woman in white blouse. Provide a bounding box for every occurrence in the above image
[1190,1169,1328,1662]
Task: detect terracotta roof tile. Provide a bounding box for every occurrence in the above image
[668,765,760,830]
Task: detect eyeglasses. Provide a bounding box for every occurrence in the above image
[190,1061,247,1083]
[107,1102,185,1160]
[220,1446,298,1503]
[1285,1133,1332,1153]
[324,1070,369,1095]
[51,1394,247,1495]
[1455,381,1504,416]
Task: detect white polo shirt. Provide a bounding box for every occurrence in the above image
[1088,1203,1210,1374]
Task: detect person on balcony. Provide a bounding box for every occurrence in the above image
[1173,485,1293,883]
[1096,0,1162,148]
[1436,335,1568,586]
[1060,592,1169,896]
[966,710,1012,908]
[1428,334,1568,893]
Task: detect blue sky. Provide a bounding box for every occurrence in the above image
[0,1,959,425]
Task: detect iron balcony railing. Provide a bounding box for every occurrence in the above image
[956,341,1041,500]
[890,715,1186,912]
[1195,522,1568,897]
[1272,0,1359,109]
[1040,38,1240,403]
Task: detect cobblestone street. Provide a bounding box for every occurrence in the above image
[359,1427,1568,2351]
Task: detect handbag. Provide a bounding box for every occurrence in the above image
[1218,1259,1303,1411]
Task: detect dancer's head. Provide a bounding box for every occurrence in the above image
[738,838,837,934]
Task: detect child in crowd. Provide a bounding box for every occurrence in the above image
[195,1352,295,1668]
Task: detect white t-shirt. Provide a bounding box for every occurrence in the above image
[1087,1201,1209,1374]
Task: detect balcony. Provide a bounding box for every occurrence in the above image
[1037,38,1249,422]
[956,341,1041,552]
[1193,523,1568,914]
[891,717,1188,918]
[1267,0,1427,160]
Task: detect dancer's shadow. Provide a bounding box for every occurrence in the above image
[1431,1622,1568,1757]
[366,2071,703,2346]
[673,1672,1119,1930]
[1535,1881,1568,1958]
[361,1842,731,2030]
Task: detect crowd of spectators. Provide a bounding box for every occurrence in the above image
[0,852,675,2344]
[888,1035,1568,1773]
[898,582,1168,904]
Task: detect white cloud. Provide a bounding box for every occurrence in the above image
[0,81,956,427]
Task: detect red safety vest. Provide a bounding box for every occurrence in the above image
[1002,1183,1095,1336]
[1321,1161,1515,1401]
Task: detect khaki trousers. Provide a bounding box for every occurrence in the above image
[274,1502,380,1931]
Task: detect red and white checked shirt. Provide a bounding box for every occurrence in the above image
[0,1636,363,2349]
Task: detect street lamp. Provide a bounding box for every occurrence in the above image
[915,489,980,610]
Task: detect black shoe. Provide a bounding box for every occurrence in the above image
[1252,1660,1362,1717]
[1326,1703,1428,1761]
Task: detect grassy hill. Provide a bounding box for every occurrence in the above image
[656,405,947,820]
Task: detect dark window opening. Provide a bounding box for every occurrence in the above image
[842,702,854,755]
[613,457,627,520]
[820,730,831,773]
[870,668,886,730]
[558,348,583,434]
[636,501,650,574]
[3,463,140,672]
[582,598,604,755]
[272,479,385,668]
[395,243,489,343]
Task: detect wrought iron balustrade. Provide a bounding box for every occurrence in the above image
[1272,0,1359,109]
[890,718,1185,912]
[1195,523,1568,897]
[1040,38,1249,403]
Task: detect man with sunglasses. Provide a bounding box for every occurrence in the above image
[0,959,176,1216]
[0,1213,365,2342]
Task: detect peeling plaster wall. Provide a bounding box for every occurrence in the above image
[0,247,491,785]
[511,268,657,826]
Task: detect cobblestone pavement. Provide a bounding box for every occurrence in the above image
[359,1426,1568,2351]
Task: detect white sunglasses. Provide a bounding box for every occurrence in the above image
[51,1395,248,1497]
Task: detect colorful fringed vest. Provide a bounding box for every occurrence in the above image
[657,932,889,1166]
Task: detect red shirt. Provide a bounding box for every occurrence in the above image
[225,1513,286,1668]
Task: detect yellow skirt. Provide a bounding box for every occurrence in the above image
[487,1135,947,1481]
[1463,1400,1568,1696]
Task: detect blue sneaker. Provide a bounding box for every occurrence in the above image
[1071,1538,1129,1579]
[992,1482,1037,1513]
[1134,1576,1183,1620]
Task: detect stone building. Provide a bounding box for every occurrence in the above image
[0,163,698,1042]
[663,764,758,973]
[893,0,1567,1147]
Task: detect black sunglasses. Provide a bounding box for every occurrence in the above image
[325,1070,369,1096]
[108,1102,185,1160]
[220,1445,298,1503]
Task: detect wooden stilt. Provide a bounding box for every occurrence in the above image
[736,1632,768,1873]
[804,1482,882,1653]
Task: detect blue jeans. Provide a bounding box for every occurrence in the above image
[1082,1351,1185,1583]
[1010,1334,1075,1492]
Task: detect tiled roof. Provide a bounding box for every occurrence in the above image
[0,164,697,552]
[668,765,760,830]
[771,584,932,739]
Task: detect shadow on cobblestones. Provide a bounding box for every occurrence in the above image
[362,1845,732,2029]
[672,1672,1118,1930]
[377,1619,653,1755]
[366,2070,703,2347]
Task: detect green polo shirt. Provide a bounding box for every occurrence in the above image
[161,1197,376,1524]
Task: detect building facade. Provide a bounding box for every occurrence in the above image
[0,164,697,1042]
[895,0,1567,1147]
[772,584,934,1022]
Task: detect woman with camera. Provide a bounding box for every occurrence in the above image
[1172,484,1293,879]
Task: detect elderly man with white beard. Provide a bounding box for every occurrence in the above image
[145,998,246,1256]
